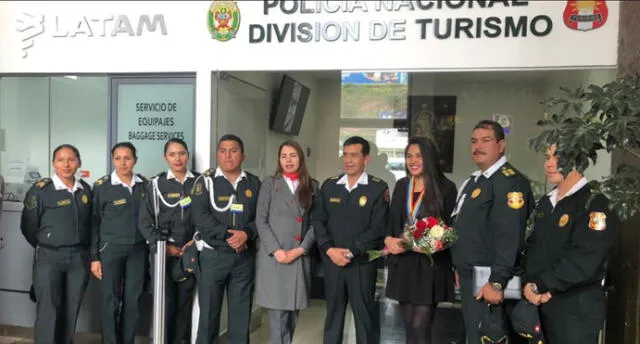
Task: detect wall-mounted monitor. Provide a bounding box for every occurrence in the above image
[270,75,310,136]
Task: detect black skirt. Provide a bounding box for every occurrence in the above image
[385,249,455,305]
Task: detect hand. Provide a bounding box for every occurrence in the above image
[540,292,552,304]
[181,240,194,252]
[326,247,351,267]
[235,243,247,253]
[167,245,182,257]
[285,247,305,262]
[91,261,103,280]
[384,236,406,255]
[524,283,541,305]
[226,230,248,250]
[273,249,288,263]
[476,282,504,304]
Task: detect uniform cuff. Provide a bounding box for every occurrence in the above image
[534,279,550,294]
[320,241,333,254]
[90,253,100,262]
[489,273,509,288]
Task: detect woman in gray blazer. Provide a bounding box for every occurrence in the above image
[256,140,318,344]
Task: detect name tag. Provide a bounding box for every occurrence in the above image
[113,198,127,206]
[57,199,72,206]
[179,196,192,209]
[230,203,244,214]
[329,197,341,203]
[218,196,231,201]
[167,193,181,199]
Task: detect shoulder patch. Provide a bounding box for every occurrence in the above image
[501,166,517,177]
[95,175,110,186]
[35,178,51,189]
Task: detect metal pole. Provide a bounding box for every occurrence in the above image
[152,240,167,344]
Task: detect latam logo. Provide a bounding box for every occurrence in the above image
[16,13,167,58]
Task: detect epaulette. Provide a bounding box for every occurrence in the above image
[330,175,340,180]
[137,173,148,182]
[203,168,216,177]
[35,178,51,189]
[501,166,517,177]
[371,177,382,183]
[95,175,110,186]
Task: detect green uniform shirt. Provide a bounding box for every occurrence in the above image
[20,177,92,249]
[190,168,261,251]
[90,173,147,261]
[311,173,389,260]
[451,161,534,287]
[524,180,617,294]
[138,170,200,247]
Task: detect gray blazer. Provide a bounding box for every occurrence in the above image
[255,175,317,310]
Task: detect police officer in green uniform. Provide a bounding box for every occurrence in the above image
[450,120,534,344]
[523,144,617,344]
[20,144,92,344]
[312,136,389,344]
[90,142,148,344]
[139,138,200,344]
[191,134,261,344]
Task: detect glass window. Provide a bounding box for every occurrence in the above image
[0,76,108,203]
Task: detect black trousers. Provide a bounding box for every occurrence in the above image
[150,254,195,344]
[99,242,147,344]
[322,259,379,344]
[196,248,255,344]
[33,246,89,344]
[539,288,606,344]
[458,274,526,344]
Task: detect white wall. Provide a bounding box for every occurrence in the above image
[225,71,324,180]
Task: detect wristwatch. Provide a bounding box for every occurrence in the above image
[491,282,503,291]
[531,283,540,295]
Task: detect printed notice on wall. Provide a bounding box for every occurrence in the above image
[116,83,194,177]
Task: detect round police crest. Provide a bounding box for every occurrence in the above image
[207,1,241,42]
[81,194,89,204]
[558,214,569,227]
[471,188,481,199]
[359,196,367,207]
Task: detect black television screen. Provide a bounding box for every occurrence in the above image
[270,75,310,136]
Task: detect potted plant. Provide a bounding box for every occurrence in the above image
[529,74,640,221]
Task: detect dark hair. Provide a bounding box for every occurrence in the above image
[164,138,189,154]
[343,136,370,156]
[218,134,244,154]
[406,137,446,218]
[275,140,314,210]
[111,142,138,161]
[473,120,505,142]
[52,144,81,164]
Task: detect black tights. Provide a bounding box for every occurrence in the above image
[400,303,436,344]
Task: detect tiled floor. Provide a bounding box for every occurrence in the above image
[0,299,464,344]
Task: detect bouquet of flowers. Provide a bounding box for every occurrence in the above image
[367,216,458,264]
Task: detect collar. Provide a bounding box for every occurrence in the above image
[111,171,143,187]
[167,169,195,182]
[548,177,588,208]
[52,174,83,193]
[337,172,369,187]
[472,156,507,180]
[214,167,247,182]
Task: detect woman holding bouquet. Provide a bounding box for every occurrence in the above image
[384,137,458,344]
[255,140,318,344]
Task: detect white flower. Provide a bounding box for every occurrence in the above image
[430,225,445,240]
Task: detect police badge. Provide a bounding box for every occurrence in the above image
[588,212,607,231]
[507,192,524,210]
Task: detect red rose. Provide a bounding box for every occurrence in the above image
[426,217,439,228]
[433,240,444,251]
[294,235,302,242]
[413,227,425,240]
[416,219,428,231]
